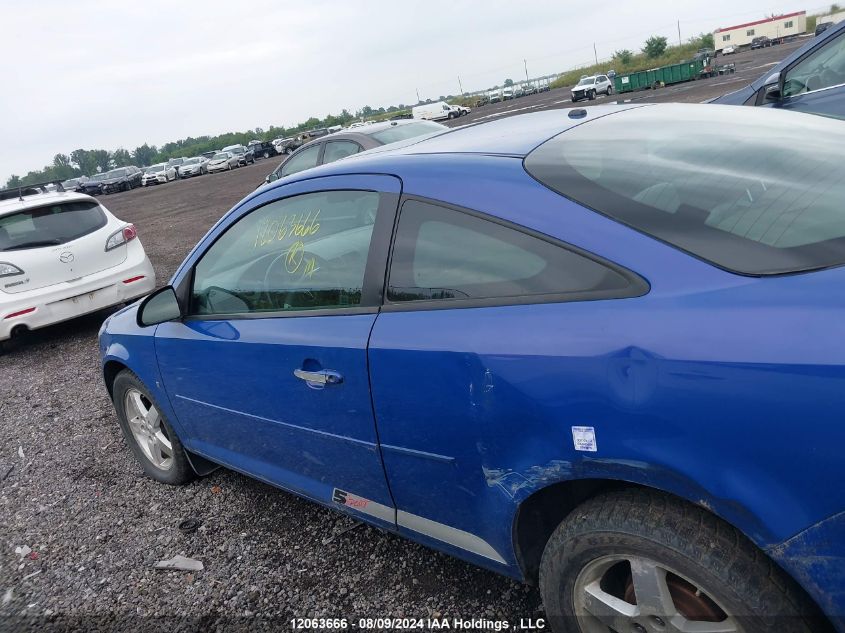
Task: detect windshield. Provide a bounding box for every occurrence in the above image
[91,173,108,181]
[212,153,230,160]
[525,104,845,275]
[145,165,164,173]
[0,201,107,251]
[224,146,244,153]
[105,169,126,178]
[369,121,447,145]
[577,77,595,86]
[183,158,201,165]
[61,179,79,187]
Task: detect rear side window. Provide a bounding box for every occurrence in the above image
[387,200,635,303]
[281,144,321,177]
[525,104,845,275]
[323,141,361,164]
[369,121,445,145]
[0,201,106,251]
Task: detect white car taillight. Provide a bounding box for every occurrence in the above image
[0,262,24,277]
[105,224,138,251]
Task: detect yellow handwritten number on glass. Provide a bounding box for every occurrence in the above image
[285,241,305,274]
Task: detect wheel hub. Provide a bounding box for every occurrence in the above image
[573,555,740,633]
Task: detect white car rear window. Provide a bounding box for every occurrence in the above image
[0,201,106,251]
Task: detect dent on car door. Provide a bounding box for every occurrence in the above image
[368,198,645,569]
[153,175,401,526]
[778,30,845,117]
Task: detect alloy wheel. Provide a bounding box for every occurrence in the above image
[124,388,173,471]
[573,555,743,633]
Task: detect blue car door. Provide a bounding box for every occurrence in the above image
[153,175,400,528]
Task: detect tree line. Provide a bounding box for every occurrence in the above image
[5,108,371,188]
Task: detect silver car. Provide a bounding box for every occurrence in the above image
[207,151,239,173]
[177,157,209,178]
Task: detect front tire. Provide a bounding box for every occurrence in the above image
[112,370,195,485]
[539,490,823,633]
[588,89,596,100]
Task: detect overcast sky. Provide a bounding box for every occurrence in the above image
[0,0,823,182]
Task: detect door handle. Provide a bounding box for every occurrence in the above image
[293,368,344,386]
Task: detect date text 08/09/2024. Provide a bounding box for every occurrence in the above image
[289,617,547,630]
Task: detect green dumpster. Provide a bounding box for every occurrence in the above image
[615,58,707,93]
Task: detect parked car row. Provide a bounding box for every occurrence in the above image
[485,80,550,103]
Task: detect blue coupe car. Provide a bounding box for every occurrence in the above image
[100,103,844,633]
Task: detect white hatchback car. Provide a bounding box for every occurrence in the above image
[0,184,155,342]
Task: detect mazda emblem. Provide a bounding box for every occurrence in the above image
[59,252,74,263]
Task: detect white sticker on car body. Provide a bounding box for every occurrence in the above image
[572,426,597,452]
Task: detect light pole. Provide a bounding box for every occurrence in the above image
[524,59,529,82]
[458,75,463,95]
[593,43,598,65]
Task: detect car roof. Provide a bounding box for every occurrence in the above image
[291,119,437,154]
[355,104,644,157]
[0,190,96,217]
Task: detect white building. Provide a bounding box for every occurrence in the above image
[714,11,806,52]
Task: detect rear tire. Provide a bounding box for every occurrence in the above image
[112,370,195,485]
[539,490,825,633]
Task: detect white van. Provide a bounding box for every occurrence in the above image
[412,101,456,121]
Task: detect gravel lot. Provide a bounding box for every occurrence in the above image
[0,41,805,631]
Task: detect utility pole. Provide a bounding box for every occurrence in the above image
[593,43,598,65]
[416,88,421,104]
[458,76,463,95]
[677,20,682,46]
[524,59,529,82]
